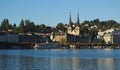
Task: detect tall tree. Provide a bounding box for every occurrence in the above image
[19,19,25,33]
[56,23,65,32]
[24,20,35,32]
[39,24,46,29]
[1,19,9,31]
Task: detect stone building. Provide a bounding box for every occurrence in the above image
[103,28,120,44]
[67,13,90,43]
[67,13,81,36]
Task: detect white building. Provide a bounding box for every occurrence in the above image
[97,29,114,38]
[100,28,120,44]
[103,33,113,44]
[103,34,120,44]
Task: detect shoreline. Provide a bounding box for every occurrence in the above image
[0,42,120,49]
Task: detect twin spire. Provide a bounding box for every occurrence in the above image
[69,12,80,27]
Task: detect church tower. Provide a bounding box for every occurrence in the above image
[67,12,73,35]
[75,12,81,36]
[67,12,81,36]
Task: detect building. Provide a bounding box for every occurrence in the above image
[67,34,89,43]
[0,32,18,43]
[67,13,81,36]
[0,32,6,42]
[67,13,90,43]
[97,28,120,39]
[113,35,120,43]
[6,33,18,43]
[102,28,120,44]
[19,33,50,43]
[50,32,66,43]
[103,33,113,44]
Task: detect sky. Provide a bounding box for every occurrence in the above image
[0,0,120,26]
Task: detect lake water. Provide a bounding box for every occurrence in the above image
[0,49,120,70]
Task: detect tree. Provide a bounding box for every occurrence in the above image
[19,19,25,33]
[13,23,16,29]
[81,20,89,27]
[39,24,46,29]
[24,20,35,32]
[56,23,65,32]
[8,24,13,30]
[106,20,118,28]
[1,19,9,31]
[35,24,46,33]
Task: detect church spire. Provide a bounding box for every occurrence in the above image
[76,12,80,26]
[77,12,79,24]
[69,11,72,27]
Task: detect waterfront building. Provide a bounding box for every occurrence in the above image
[6,33,18,43]
[19,33,50,43]
[102,28,120,44]
[67,34,89,43]
[104,34,120,44]
[50,33,66,42]
[0,32,18,43]
[113,35,120,43]
[0,32,6,42]
[97,28,120,39]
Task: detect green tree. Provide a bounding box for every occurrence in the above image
[24,20,35,32]
[19,19,25,33]
[106,20,118,28]
[56,23,65,32]
[39,24,46,29]
[1,19,9,31]
[8,24,13,30]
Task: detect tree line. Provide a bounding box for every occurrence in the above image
[0,18,120,35]
[0,19,47,33]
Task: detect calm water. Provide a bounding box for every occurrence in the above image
[0,49,120,70]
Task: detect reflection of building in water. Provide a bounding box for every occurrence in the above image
[97,58,114,70]
[72,58,80,70]
[50,57,80,70]
[80,59,98,69]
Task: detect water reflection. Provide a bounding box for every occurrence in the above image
[0,54,120,70]
[50,57,80,70]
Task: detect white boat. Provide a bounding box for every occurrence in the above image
[70,45,76,49]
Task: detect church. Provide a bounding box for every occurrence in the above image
[67,13,89,43]
[67,13,81,36]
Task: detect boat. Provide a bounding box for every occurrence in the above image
[70,45,76,49]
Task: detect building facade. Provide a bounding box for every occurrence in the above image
[67,13,81,36]
[0,32,18,43]
[0,32,6,42]
[102,28,120,44]
[103,33,113,44]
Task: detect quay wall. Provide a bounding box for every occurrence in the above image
[0,42,33,49]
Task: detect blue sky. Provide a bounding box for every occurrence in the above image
[0,0,120,26]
